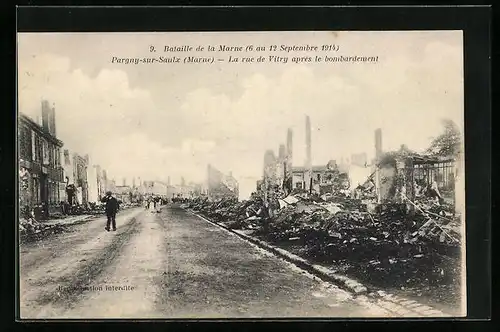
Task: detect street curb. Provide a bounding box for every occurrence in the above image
[188,210,451,317]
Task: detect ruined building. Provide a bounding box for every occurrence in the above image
[276,144,286,187]
[262,150,278,202]
[18,100,64,215]
[207,164,239,201]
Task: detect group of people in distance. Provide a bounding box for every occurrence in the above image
[145,195,163,213]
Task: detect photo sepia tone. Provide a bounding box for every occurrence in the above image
[17,31,465,319]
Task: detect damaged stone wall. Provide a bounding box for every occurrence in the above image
[378,164,397,203]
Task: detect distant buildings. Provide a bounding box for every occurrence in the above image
[292,163,349,194]
[114,185,132,203]
[87,162,99,204]
[167,184,180,198]
[93,165,106,201]
[141,180,168,196]
[207,164,239,201]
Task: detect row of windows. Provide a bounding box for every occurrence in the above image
[18,125,61,168]
[29,177,61,205]
[48,181,60,203]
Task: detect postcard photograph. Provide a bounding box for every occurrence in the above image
[17,31,465,319]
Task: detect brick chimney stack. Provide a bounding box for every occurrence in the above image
[41,100,50,133]
[41,100,56,136]
[375,128,383,160]
[305,115,312,191]
[51,104,56,136]
[286,128,293,166]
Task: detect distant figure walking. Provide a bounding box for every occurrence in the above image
[155,196,161,213]
[101,191,119,231]
[148,196,156,213]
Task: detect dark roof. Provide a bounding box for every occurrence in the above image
[292,166,327,172]
[292,165,348,173]
[19,113,63,147]
[412,155,456,164]
[377,149,455,167]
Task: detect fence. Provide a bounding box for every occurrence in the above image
[413,159,455,191]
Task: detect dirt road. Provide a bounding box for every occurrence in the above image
[19,205,395,319]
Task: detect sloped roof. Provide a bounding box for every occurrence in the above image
[292,165,349,173]
[377,149,455,166]
[412,155,456,164]
[292,166,329,172]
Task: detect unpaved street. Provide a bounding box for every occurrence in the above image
[20,204,392,319]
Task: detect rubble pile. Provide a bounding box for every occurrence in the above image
[19,216,66,242]
[183,191,461,292]
[184,194,460,251]
[269,196,461,290]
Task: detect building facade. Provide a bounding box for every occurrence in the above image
[18,102,64,215]
[114,185,132,203]
[207,164,239,201]
[93,165,106,201]
[87,160,99,204]
[142,180,168,196]
[292,162,349,194]
[62,150,90,205]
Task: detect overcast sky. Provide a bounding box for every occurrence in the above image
[17,31,463,199]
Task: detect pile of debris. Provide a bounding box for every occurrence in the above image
[19,216,66,242]
[187,197,261,229]
[184,193,461,252]
[183,191,461,291]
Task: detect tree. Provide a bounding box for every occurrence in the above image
[426,119,462,157]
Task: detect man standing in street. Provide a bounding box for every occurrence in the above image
[101,191,119,231]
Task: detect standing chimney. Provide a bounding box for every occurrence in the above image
[122,178,126,186]
[375,128,383,160]
[263,150,277,204]
[286,128,293,166]
[278,144,286,185]
[41,100,51,133]
[305,116,312,191]
[50,104,56,136]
